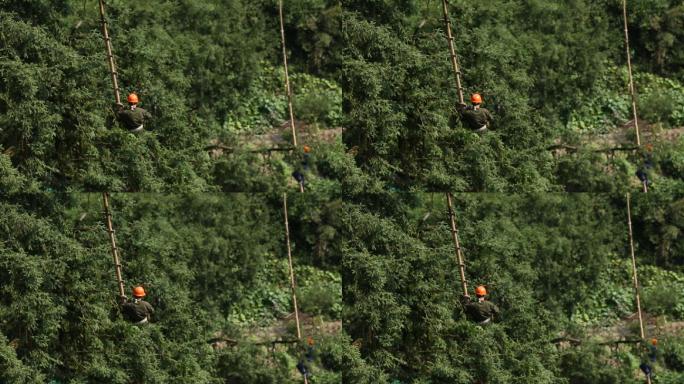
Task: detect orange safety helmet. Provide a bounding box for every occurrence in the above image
[651,338,658,346]
[127,93,139,104]
[307,336,315,346]
[132,286,146,298]
[471,93,482,104]
[475,285,487,297]
[303,145,311,153]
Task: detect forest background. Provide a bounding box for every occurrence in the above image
[1,0,684,383]
[343,0,684,193]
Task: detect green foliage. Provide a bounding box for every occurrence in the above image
[626,1,684,80]
[0,1,344,192]
[340,193,633,382]
[339,0,683,193]
[298,267,343,319]
[639,266,684,318]
[663,336,684,371]
[223,64,289,135]
[566,66,633,134]
[215,345,292,384]
[0,193,342,382]
[223,65,342,134]
[635,72,684,127]
[564,66,684,133]
[559,344,635,384]
[341,0,632,192]
[571,259,635,326]
[291,73,343,127]
[338,192,684,382]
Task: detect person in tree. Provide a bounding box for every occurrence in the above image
[305,336,315,362]
[302,145,312,171]
[121,286,154,325]
[292,145,311,190]
[116,93,152,133]
[296,360,310,379]
[648,338,658,362]
[639,338,659,379]
[635,143,654,187]
[458,93,494,133]
[462,285,499,325]
[295,336,315,379]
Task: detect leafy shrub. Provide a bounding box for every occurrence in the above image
[292,73,342,127]
[559,344,634,384]
[663,337,684,371]
[635,72,684,127]
[298,268,342,319]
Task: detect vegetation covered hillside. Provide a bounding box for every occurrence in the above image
[341,192,684,383]
[1,1,683,383]
[341,0,684,192]
[0,0,344,192]
[0,193,352,383]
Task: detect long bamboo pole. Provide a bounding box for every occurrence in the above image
[622,0,641,147]
[626,193,651,384]
[446,193,468,296]
[282,193,308,384]
[98,0,121,105]
[279,0,298,147]
[103,192,126,302]
[441,0,465,105]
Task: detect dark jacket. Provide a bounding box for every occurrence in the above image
[122,298,154,323]
[117,106,152,130]
[459,104,493,130]
[464,299,500,323]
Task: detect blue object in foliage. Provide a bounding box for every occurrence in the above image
[297,361,308,377]
[292,170,305,183]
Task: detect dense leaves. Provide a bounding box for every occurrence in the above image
[341,193,684,383]
[0,0,343,192]
[341,0,684,192]
[0,193,344,383]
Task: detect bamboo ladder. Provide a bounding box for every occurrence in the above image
[278,0,306,193]
[98,1,127,303]
[441,0,465,106]
[446,193,469,296]
[102,193,126,303]
[98,0,121,105]
[441,1,469,296]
